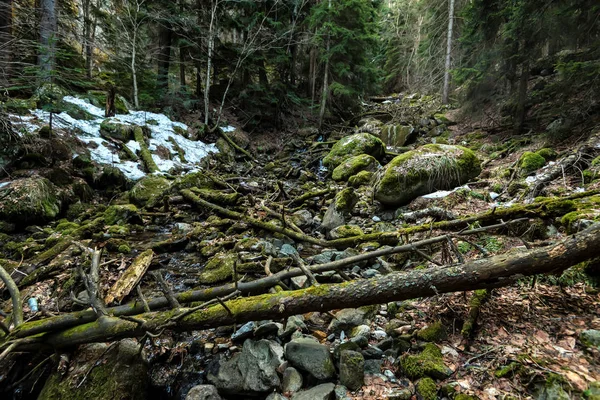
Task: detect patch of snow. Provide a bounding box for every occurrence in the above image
[421,185,470,199]
[0,182,11,189]
[489,192,500,200]
[17,95,218,180]
[222,125,236,133]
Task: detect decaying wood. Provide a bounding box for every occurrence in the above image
[0,264,23,328]
[105,249,153,305]
[216,127,255,161]
[6,223,600,351]
[78,248,107,318]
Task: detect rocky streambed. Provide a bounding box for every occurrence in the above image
[1,92,599,400]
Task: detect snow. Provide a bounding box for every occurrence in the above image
[421,185,470,199]
[12,95,218,180]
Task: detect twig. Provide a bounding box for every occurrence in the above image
[289,252,319,286]
[0,264,23,327]
[136,285,150,313]
[151,271,180,309]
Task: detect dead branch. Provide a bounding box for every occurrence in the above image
[0,263,23,327]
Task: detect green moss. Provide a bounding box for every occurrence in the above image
[348,171,374,187]
[0,177,61,224]
[117,244,131,254]
[199,252,237,284]
[416,377,438,400]
[332,154,379,181]
[55,220,80,235]
[129,176,171,208]
[454,394,478,400]
[334,188,359,212]
[133,127,159,173]
[583,169,597,184]
[172,171,216,191]
[100,120,134,141]
[107,224,130,236]
[519,151,546,175]
[104,204,141,225]
[592,157,600,167]
[400,343,451,380]
[330,225,364,238]
[417,321,447,342]
[190,188,239,205]
[495,361,522,378]
[323,133,386,169]
[536,148,557,160]
[3,97,37,114]
[167,137,187,163]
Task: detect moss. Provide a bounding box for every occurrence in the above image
[334,187,359,212]
[417,321,447,342]
[323,133,386,169]
[400,343,451,379]
[374,144,481,207]
[495,361,522,378]
[583,169,597,184]
[199,252,237,284]
[100,120,134,142]
[519,151,546,175]
[55,220,80,235]
[104,204,141,225]
[172,171,215,191]
[536,148,557,160]
[118,244,131,254]
[190,187,240,205]
[454,395,478,400]
[133,127,159,173]
[592,156,600,167]
[0,177,61,224]
[416,377,438,400]
[167,137,187,163]
[3,97,37,114]
[332,154,379,181]
[348,170,374,187]
[508,181,527,196]
[129,175,171,208]
[330,225,364,239]
[107,224,130,236]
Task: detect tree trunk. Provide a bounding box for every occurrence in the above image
[39,0,57,81]
[514,57,529,134]
[9,223,600,350]
[131,28,139,108]
[83,0,93,79]
[318,0,331,128]
[204,0,217,125]
[0,0,13,86]
[157,24,172,94]
[442,0,455,104]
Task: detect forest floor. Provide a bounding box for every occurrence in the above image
[0,92,599,400]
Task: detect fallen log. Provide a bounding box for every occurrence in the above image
[7,223,600,350]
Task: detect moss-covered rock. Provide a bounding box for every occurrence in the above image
[329,224,364,239]
[537,374,571,400]
[379,125,415,148]
[190,188,239,205]
[348,170,374,187]
[585,381,600,400]
[199,252,237,284]
[0,177,61,224]
[580,329,600,349]
[332,154,380,181]
[100,120,134,141]
[339,350,365,391]
[86,90,129,114]
[104,204,142,225]
[519,151,546,175]
[38,339,147,400]
[129,175,171,207]
[3,97,37,115]
[399,343,452,380]
[417,320,447,342]
[374,144,481,207]
[172,171,216,191]
[95,166,131,192]
[416,377,438,400]
[536,148,557,161]
[323,133,386,169]
[321,188,359,232]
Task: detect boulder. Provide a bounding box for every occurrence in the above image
[579,329,600,349]
[282,366,304,394]
[373,144,481,207]
[173,171,215,191]
[332,154,380,182]
[38,339,147,400]
[129,175,171,207]
[100,120,135,141]
[207,339,284,394]
[104,204,142,226]
[291,383,336,400]
[323,133,385,170]
[0,177,61,224]
[285,337,336,380]
[321,188,358,233]
[379,125,415,148]
[199,252,237,284]
[339,350,365,391]
[185,385,223,400]
[328,308,375,334]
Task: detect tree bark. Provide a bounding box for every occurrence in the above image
[39,0,57,81]
[318,0,331,128]
[0,0,13,86]
[204,0,217,125]
[442,0,455,104]
[157,23,172,94]
[9,223,600,350]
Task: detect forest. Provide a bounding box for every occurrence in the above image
[0,0,599,399]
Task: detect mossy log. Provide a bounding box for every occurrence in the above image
[133,127,159,173]
[215,127,255,161]
[6,223,600,350]
[461,289,490,338]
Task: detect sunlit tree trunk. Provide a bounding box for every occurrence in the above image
[442,0,455,104]
[39,0,57,81]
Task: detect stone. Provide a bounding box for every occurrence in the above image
[333,341,361,361]
[348,171,374,187]
[364,359,383,376]
[323,133,385,169]
[285,337,335,380]
[580,329,600,349]
[387,388,413,400]
[207,339,284,394]
[334,385,351,400]
[399,343,453,380]
[279,243,299,258]
[321,188,358,233]
[254,322,280,338]
[100,120,135,141]
[586,382,600,400]
[185,385,223,400]
[291,209,313,228]
[104,204,142,226]
[129,175,171,207]
[0,177,61,224]
[38,339,147,400]
[231,321,256,341]
[536,377,570,400]
[266,394,288,400]
[329,224,364,240]
[339,350,365,391]
[281,315,307,338]
[332,154,380,182]
[282,367,303,394]
[372,330,387,341]
[373,144,481,207]
[328,308,375,334]
[199,252,237,284]
[350,325,370,339]
[291,383,336,400]
[379,125,415,148]
[362,345,384,360]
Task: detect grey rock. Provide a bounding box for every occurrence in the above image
[364,359,383,376]
[334,385,351,400]
[536,379,570,400]
[333,341,361,361]
[279,244,299,258]
[207,339,284,394]
[291,383,336,400]
[282,367,303,394]
[185,385,223,400]
[266,394,288,400]
[350,335,368,348]
[281,315,307,338]
[350,324,370,338]
[383,369,396,382]
[231,321,256,341]
[372,330,387,340]
[328,308,374,334]
[339,350,364,391]
[255,322,280,338]
[387,388,412,400]
[362,345,384,360]
[361,268,379,278]
[291,209,313,228]
[285,337,335,380]
[580,329,600,348]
